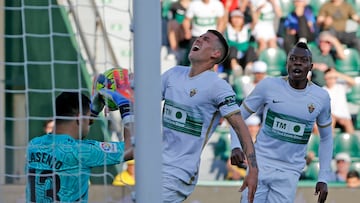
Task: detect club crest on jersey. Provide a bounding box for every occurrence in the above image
[308,103,315,113]
[190,88,197,97]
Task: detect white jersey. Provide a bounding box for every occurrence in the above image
[251,0,280,40]
[240,77,332,175]
[226,23,252,44]
[323,83,352,119]
[161,66,239,184]
[186,0,224,37]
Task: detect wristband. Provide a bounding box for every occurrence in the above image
[119,103,132,118]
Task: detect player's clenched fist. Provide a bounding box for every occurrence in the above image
[98,89,134,125]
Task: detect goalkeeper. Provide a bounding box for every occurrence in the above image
[25,90,133,203]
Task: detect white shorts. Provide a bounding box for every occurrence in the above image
[162,173,196,203]
[252,21,276,41]
[240,165,300,203]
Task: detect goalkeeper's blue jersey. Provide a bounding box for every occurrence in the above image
[25,134,125,203]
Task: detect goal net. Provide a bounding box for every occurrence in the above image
[0,0,139,202]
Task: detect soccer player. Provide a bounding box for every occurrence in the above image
[231,42,333,203]
[161,29,258,202]
[25,90,133,202]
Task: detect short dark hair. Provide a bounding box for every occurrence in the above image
[56,92,91,121]
[207,29,229,64]
[292,41,312,62]
[347,170,360,179]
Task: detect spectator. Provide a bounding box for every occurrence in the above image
[161,0,177,47]
[212,131,231,180]
[226,157,247,180]
[311,31,345,87]
[238,0,253,23]
[317,0,360,53]
[346,170,360,188]
[43,119,54,134]
[181,0,226,66]
[323,68,355,134]
[167,0,191,64]
[283,0,316,53]
[330,152,352,182]
[251,0,282,55]
[221,0,239,13]
[222,9,257,78]
[244,114,261,143]
[241,60,268,97]
[221,0,253,23]
[214,132,230,163]
[113,159,135,186]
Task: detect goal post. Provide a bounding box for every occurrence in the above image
[133,0,162,202]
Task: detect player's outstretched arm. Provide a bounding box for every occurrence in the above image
[315,125,333,203]
[98,89,135,161]
[227,112,258,203]
[123,125,134,161]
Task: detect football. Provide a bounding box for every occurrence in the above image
[93,68,134,111]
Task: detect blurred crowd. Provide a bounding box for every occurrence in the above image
[161,0,360,187]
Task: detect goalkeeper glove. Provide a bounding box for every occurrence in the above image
[98,89,134,125]
[90,91,105,116]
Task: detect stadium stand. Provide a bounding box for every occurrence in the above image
[258,47,287,76]
[304,160,320,180]
[346,77,360,105]
[335,48,360,77]
[307,134,320,157]
[232,76,245,103]
[351,161,360,174]
[333,133,360,160]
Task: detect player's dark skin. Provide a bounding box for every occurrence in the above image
[288,44,328,203]
[231,43,328,203]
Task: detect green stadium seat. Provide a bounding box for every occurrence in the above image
[351,162,360,174]
[348,0,359,13]
[307,42,320,54]
[356,109,360,130]
[259,47,287,76]
[304,161,320,180]
[335,48,360,77]
[346,77,360,105]
[232,76,251,103]
[333,133,360,158]
[307,134,320,157]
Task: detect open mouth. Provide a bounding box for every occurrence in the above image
[192,45,200,51]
